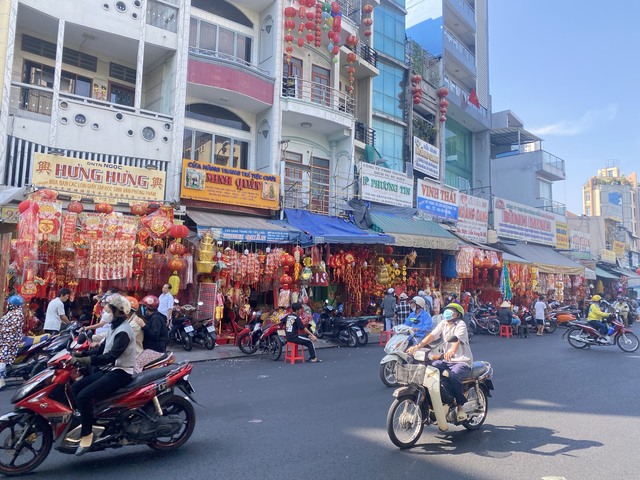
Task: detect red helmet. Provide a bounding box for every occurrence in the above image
[140,295,159,310]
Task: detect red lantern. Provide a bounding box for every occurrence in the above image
[384,246,394,255]
[306,11,315,21]
[413,97,422,105]
[282,253,296,268]
[440,115,446,122]
[67,201,84,214]
[168,257,184,271]
[298,6,306,19]
[130,203,148,216]
[297,38,304,47]
[364,30,372,37]
[440,107,448,114]
[331,2,340,13]
[284,6,297,18]
[332,45,340,55]
[95,203,114,214]
[18,199,39,214]
[411,74,422,84]
[363,4,374,14]
[280,274,293,285]
[437,87,449,97]
[439,99,449,108]
[168,241,187,256]
[333,15,342,30]
[285,33,294,43]
[346,52,357,63]
[170,224,189,239]
[346,35,358,48]
[285,18,296,30]
[305,21,314,30]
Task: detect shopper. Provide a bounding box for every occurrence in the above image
[44,288,71,334]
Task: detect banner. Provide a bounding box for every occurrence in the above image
[359,162,413,207]
[569,230,591,255]
[493,197,556,246]
[613,240,626,256]
[32,153,166,202]
[180,160,279,210]
[416,178,458,221]
[555,221,569,250]
[600,249,616,264]
[456,193,488,244]
[412,136,440,180]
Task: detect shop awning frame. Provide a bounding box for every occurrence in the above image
[496,242,585,275]
[370,212,458,250]
[595,266,618,280]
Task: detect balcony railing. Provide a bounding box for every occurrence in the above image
[146,0,178,33]
[443,75,488,118]
[188,46,270,76]
[443,28,475,65]
[355,121,375,147]
[353,44,378,68]
[282,76,355,116]
[337,0,362,24]
[537,197,566,216]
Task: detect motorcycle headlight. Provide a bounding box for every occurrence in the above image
[11,369,55,403]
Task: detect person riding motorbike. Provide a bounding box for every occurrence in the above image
[407,302,473,422]
[403,296,432,341]
[0,295,26,390]
[587,295,611,342]
[612,296,630,327]
[136,295,169,372]
[69,294,136,456]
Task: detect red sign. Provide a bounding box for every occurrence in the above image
[310,271,329,287]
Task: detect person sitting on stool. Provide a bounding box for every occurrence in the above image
[284,303,320,363]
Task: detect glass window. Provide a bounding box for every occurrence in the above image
[372,61,403,119]
[183,128,194,160]
[373,8,405,61]
[190,19,251,62]
[214,135,232,165]
[194,131,213,163]
[218,27,235,56]
[182,128,248,169]
[146,0,178,33]
[109,83,135,106]
[199,22,217,50]
[372,119,404,172]
[539,178,552,200]
[444,117,472,185]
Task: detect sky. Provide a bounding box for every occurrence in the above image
[488,0,640,215]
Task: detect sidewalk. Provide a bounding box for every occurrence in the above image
[172,334,383,364]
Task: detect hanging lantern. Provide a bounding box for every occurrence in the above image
[130,203,148,216]
[363,4,374,14]
[412,74,422,84]
[95,203,114,214]
[306,32,314,43]
[305,20,315,31]
[439,99,449,108]
[167,241,187,256]
[67,201,84,214]
[346,35,358,48]
[284,6,297,19]
[170,224,189,240]
[347,51,357,63]
[364,30,372,37]
[282,253,296,268]
[440,115,446,122]
[437,87,449,98]
[280,274,293,286]
[18,199,39,214]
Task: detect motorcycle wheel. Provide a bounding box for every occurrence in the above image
[315,323,325,339]
[545,321,557,334]
[386,395,424,449]
[238,333,258,354]
[462,386,488,431]
[616,331,639,353]
[468,320,478,336]
[567,328,589,349]
[343,329,358,348]
[487,319,500,335]
[204,333,215,350]
[357,328,369,347]
[147,395,196,451]
[0,414,52,476]
[267,335,283,361]
[379,360,400,387]
[180,333,192,352]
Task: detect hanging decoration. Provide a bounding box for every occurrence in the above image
[437,86,449,122]
[345,35,358,95]
[284,4,297,63]
[67,201,84,214]
[362,3,374,40]
[411,73,423,105]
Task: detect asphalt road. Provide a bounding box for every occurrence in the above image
[1,330,639,480]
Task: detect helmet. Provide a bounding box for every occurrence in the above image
[418,290,425,296]
[7,295,24,307]
[140,295,160,310]
[126,296,139,311]
[411,296,426,309]
[444,302,465,316]
[108,294,131,315]
[387,288,395,295]
[590,295,601,302]
[399,292,408,300]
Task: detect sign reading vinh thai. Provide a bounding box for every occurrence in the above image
[493,196,556,246]
[181,159,280,209]
[416,178,458,221]
[359,162,413,207]
[32,153,166,202]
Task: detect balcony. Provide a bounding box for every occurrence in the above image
[537,197,567,216]
[443,28,476,78]
[536,151,566,181]
[354,121,376,147]
[443,75,490,130]
[445,0,476,32]
[187,47,275,114]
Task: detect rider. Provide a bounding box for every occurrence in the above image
[70,294,136,456]
[403,296,432,342]
[612,296,630,327]
[139,295,169,354]
[587,295,611,342]
[407,302,473,422]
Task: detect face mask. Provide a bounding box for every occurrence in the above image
[410,304,416,312]
[140,306,147,318]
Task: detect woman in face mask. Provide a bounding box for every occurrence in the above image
[403,296,433,342]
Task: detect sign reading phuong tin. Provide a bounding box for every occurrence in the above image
[359,162,414,207]
[493,196,556,246]
[416,178,458,222]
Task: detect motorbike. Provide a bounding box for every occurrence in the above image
[168,307,194,351]
[237,313,286,361]
[547,302,582,326]
[4,333,52,382]
[564,313,639,352]
[315,306,361,347]
[386,347,494,449]
[468,305,500,336]
[341,316,374,347]
[0,342,196,476]
[181,304,216,350]
[519,307,557,334]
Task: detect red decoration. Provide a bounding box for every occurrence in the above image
[306,33,314,43]
[437,87,449,98]
[412,74,422,84]
[167,241,187,256]
[280,274,293,285]
[364,30,372,37]
[281,253,296,268]
[170,224,189,239]
[34,189,58,201]
[440,115,446,122]
[168,257,184,271]
[384,246,394,255]
[67,201,84,214]
[346,35,358,48]
[130,203,148,216]
[439,99,449,108]
[347,52,357,63]
[95,203,114,214]
[363,4,374,14]
[363,18,373,26]
[18,199,39,214]
[284,6,297,18]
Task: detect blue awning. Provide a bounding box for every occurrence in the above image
[284,209,394,245]
[370,212,458,250]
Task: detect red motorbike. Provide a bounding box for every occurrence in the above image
[0,349,196,476]
[564,314,639,352]
[237,315,286,361]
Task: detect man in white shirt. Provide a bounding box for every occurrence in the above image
[534,294,548,336]
[44,288,71,334]
[158,284,174,323]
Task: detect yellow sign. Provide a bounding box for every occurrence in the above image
[0,206,19,223]
[612,240,625,256]
[600,249,616,264]
[180,159,280,210]
[555,221,569,250]
[32,153,166,202]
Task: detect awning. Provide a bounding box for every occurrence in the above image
[370,212,458,250]
[584,268,596,280]
[187,210,309,244]
[0,186,25,206]
[595,266,618,280]
[284,208,393,245]
[502,252,531,264]
[497,242,585,275]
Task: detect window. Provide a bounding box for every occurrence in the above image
[444,117,472,185]
[372,61,404,118]
[21,61,91,114]
[21,34,97,72]
[372,119,404,171]
[60,72,92,97]
[146,0,178,33]
[109,83,135,107]
[538,178,552,200]
[182,128,248,169]
[189,19,252,63]
[372,8,405,61]
[311,65,331,107]
[282,153,331,214]
[311,157,330,213]
[185,104,250,131]
[109,62,137,84]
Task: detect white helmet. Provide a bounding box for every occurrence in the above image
[411,296,426,309]
[387,288,395,295]
[108,294,131,316]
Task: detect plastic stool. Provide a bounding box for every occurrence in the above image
[379,330,393,347]
[499,324,513,338]
[284,342,305,364]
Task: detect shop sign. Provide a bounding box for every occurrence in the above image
[181,160,280,210]
[359,162,413,207]
[310,270,329,287]
[600,249,616,264]
[456,193,488,243]
[412,136,440,180]
[555,221,569,250]
[613,240,626,256]
[493,196,556,246]
[569,230,591,258]
[32,153,166,202]
[416,178,458,221]
[198,226,290,243]
[0,206,19,223]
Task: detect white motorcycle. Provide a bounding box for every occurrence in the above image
[387,348,494,449]
[379,325,444,387]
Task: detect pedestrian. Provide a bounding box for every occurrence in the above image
[0,295,26,389]
[534,294,547,336]
[381,288,397,331]
[497,300,521,332]
[394,293,412,326]
[404,296,432,341]
[44,288,71,334]
[284,303,320,362]
[158,284,175,323]
[432,290,442,316]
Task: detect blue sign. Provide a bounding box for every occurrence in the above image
[417,196,458,221]
[197,226,291,243]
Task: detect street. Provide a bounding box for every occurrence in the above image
[1,331,639,480]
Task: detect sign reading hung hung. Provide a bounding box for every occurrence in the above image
[493,196,557,246]
[180,159,280,210]
[456,193,488,243]
[359,162,414,207]
[412,136,440,180]
[31,153,166,202]
[416,178,458,221]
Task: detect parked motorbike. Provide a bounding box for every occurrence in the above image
[342,316,374,347]
[519,307,557,334]
[469,305,500,336]
[4,333,52,382]
[237,313,286,361]
[180,304,216,350]
[315,306,360,347]
[547,302,582,325]
[564,313,639,352]
[386,347,494,449]
[168,307,194,351]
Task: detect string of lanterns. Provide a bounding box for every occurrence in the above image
[437,86,449,122]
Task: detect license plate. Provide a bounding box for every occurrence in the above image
[184,325,194,333]
[364,327,370,333]
[355,330,363,337]
[206,325,215,333]
[278,329,285,337]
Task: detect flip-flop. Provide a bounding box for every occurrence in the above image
[310,358,322,363]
